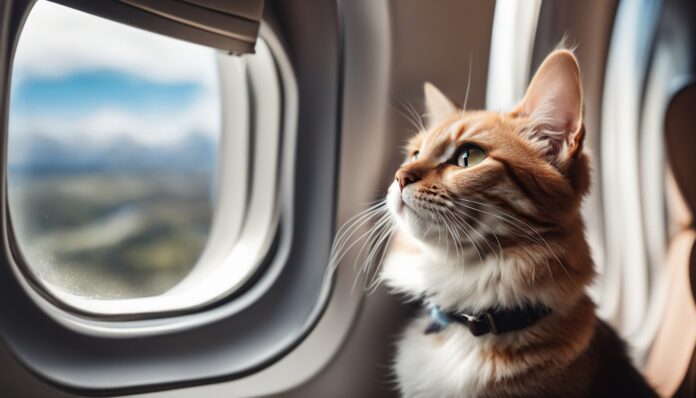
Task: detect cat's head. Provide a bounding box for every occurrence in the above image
[387,50,590,256]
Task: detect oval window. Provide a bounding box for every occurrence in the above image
[7,1,221,299]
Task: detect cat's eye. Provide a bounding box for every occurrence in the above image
[411,150,420,161]
[456,145,486,168]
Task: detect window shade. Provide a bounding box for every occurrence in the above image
[49,0,264,54]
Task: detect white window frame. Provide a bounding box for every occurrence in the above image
[0,0,375,394]
[9,33,293,335]
[5,6,291,335]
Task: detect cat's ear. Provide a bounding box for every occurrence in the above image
[424,82,457,127]
[513,50,584,167]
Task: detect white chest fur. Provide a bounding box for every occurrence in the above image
[381,239,555,397]
[395,316,494,398]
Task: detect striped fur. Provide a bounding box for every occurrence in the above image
[381,50,657,397]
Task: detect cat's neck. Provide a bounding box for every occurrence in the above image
[382,221,595,315]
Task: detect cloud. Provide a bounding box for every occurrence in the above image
[11,94,220,147]
[8,0,223,148]
[13,1,219,85]
[11,70,204,116]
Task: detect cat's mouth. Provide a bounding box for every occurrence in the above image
[387,182,424,217]
[387,180,407,214]
[387,181,448,220]
[387,186,454,245]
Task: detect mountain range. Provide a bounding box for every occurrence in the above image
[8,131,217,175]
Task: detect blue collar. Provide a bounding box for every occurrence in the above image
[425,304,552,336]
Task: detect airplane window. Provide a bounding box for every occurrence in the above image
[7,1,221,299]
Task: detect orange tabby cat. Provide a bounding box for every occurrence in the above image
[378,50,659,397]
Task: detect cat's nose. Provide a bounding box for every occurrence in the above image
[395,169,421,190]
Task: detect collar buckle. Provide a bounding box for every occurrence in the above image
[465,312,498,336]
[483,312,499,334]
[426,304,550,336]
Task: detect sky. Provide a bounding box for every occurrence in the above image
[9,0,221,148]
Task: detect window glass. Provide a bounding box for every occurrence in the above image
[7,1,221,299]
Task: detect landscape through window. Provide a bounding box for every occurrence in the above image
[7,1,222,299]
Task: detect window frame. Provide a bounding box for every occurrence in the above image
[597,0,667,362]
[0,0,347,394]
[5,1,284,327]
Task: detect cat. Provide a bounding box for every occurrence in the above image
[378,50,659,397]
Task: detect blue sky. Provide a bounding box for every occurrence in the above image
[9,0,221,147]
[11,70,203,118]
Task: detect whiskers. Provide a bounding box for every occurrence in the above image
[414,192,571,284]
[451,197,572,283]
[328,200,396,294]
[328,194,574,295]
[419,199,502,266]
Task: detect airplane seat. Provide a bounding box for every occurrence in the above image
[643,81,696,398]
